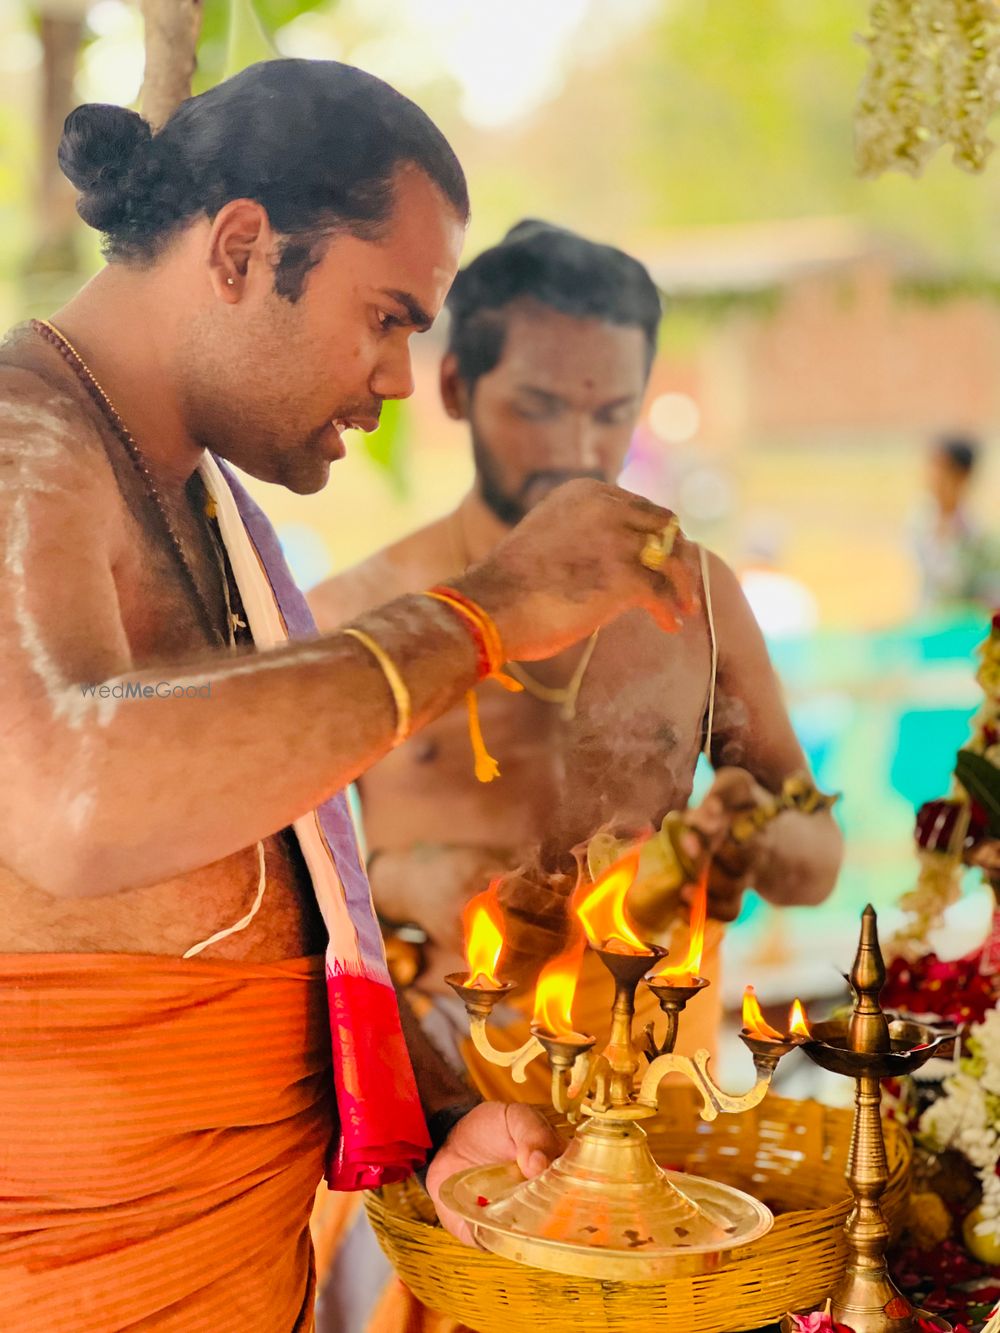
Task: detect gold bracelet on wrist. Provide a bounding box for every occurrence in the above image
[343,627,412,747]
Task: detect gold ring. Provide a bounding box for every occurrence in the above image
[660,515,681,558]
[639,534,666,571]
[638,517,682,572]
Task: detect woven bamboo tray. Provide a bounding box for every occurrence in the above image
[364,1090,912,1333]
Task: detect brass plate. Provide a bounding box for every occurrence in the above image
[440,1161,773,1280]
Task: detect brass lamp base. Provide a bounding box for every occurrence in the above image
[786,908,958,1333]
[440,1114,772,1279]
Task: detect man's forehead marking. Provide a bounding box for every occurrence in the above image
[514,382,641,407]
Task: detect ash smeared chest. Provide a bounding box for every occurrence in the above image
[544,623,712,839]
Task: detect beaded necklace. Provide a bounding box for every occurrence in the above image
[31,319,245,648]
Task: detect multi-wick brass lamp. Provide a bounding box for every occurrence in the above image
[441,852,811,1279]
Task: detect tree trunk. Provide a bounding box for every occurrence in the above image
[30,11,85,273]
[139,0,204,129]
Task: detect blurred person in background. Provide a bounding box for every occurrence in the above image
[913,435,1000,612]
[310,220,843,1097]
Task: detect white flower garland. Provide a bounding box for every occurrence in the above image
[857,0,1000,177]
[920,1006,1000,1241]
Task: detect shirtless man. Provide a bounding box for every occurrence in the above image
[0,67,699,1330]
[310,221,844,1082]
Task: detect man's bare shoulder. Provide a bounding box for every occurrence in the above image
[0,358,118,490]
[309,511,461,629]
[701,547,744,609]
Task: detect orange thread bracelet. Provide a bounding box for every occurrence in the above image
[426,586,523,783]
[427,588,495,678]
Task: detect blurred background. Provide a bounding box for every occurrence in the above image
[2,0,998,1074]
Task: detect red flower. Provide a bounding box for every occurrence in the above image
[882,951,998,1028]
[786,1314,855,1332]
[914,799,988,852]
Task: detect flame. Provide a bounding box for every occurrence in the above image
[571,850,649,953]
[788,999,812,1039]
[462,881,505,987]
[654,867,708,980]
[532,937,586,1036]
[742,985,784,1040]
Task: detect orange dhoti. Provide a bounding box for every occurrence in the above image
[0,953,333,1333]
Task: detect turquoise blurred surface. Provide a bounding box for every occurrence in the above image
[765,613,984,924]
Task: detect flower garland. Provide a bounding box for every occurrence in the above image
[856,0,939,177]
[920,1006,1000,1245]
[856,0,1000,177]
[889,611,1000,962]
[878,611,1000,1289]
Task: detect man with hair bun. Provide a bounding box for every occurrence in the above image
[310,220,843,1116]
[0,62,703,1332]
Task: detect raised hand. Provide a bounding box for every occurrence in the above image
[681,768,774,923]
[456,479,699,663]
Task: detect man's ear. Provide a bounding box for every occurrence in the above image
[440,353,472,421]
[206,199,274,302]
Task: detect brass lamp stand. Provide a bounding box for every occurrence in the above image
[782,906,954,1333]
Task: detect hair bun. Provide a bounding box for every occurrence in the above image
[58,103,152,232]
[503,218,556,245]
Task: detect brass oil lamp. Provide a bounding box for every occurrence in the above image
[442,853,809,1279]
[782,906,956,1333]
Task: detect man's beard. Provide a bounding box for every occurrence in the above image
[471,429,604,527]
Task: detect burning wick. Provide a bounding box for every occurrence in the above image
[532,937,588,1041]
[653,866,708,983]
[572,850,652,955]
[742,985,785,1041]
[788,998,812,1040]
[461,881,505,989]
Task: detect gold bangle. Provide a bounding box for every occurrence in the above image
[343,627,412,746]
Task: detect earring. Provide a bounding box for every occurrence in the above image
[226,277,235,286]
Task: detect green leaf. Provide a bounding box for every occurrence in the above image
[222,0,278,79]
[195,0,335,92]
[955,750,1000,837]
[361,399,411,499]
